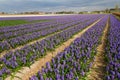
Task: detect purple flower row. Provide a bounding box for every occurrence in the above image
[0,21,54,34]
[29,15,109,80]
[105,15,120,80]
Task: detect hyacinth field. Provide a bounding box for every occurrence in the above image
[0,14,120,80]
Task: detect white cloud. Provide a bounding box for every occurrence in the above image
[0,0,119,12]
[89,0,117,5]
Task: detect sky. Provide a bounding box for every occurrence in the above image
[0,0,120,13]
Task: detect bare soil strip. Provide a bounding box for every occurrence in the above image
[87,17,110,80]
[5,17,103,80]
[0,20,87,58]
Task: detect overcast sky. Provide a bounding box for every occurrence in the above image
[0,0,120,13]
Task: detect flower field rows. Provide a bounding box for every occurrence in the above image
[29,15,109,80]
[0,14,120,80]
[0,14,103,79]
[105,15,120,80]
[0,15,102,53]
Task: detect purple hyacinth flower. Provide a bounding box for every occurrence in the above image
[117,72,120,79]
[0,70,2,76]
[106,76,110,80]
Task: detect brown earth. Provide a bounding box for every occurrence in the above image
[113,12,120,17]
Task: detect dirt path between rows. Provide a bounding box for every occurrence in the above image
[5,17,103,80]
[87,16,110,80]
